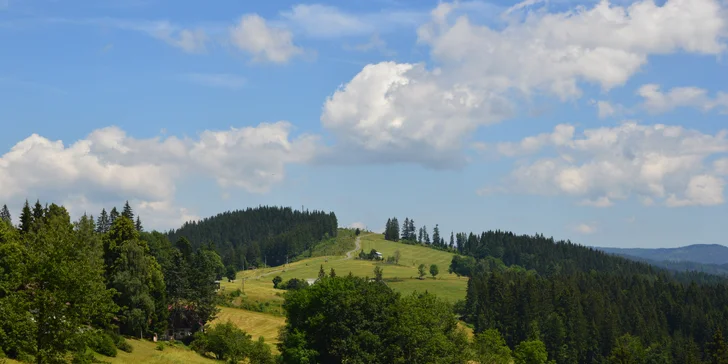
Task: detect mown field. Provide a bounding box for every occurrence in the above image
[222,232,468,304]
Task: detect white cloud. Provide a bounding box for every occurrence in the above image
[182,73,246,89]
[229,14,303,63]
[485,122,728,207]
[320,61,513,167]
[418,0,726,99]
[347,222,367,230]
[574,222,597,234]
[638,84,728,114]
[715,158,728,175]
[321,0,728,167]
[0,122,319,230]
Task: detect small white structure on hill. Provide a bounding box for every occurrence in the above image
[306,278,317,285]
[374,251,383,260]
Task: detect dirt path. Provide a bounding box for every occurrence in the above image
[345,236,361,260]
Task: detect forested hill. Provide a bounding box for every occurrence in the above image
[167,206,337,269]
[597,243,728,265]
[601,252,728,276]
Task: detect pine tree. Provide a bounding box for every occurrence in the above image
[391,217,400,241]
[384,218,392,240]
[318,265,326,280]
[418,227,424,243]
[708,328,728,364]
[96,208,110,233]
[109,207,120,224]
[450,232,455,250]
[401,218,410,240]
[432,224,441,248]
[122,200,134,220]
[407,218,416,241]
[135,215,143,232]
[19,199,32,233]
[32,199,44,228]
[0,204,11,224]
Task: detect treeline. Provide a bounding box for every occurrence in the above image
[384,216,454,250]
[449,230,728,362]
[167,206,338,269]
[0,200,224,362]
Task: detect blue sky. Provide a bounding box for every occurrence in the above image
[1,0,728,248]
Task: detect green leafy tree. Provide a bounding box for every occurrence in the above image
[608,334,646,364]
[374,265,383,282]
[418,264,427,279]
[225,265,237,282]
[191,321,259,362]
[473,329,513,364]
[429,264,439,279]
[279,275,468,363]
[393,249,401,265]
[23,204,117,362]
[514,340,549,364]
[273,276,283,289]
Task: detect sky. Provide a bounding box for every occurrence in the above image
[1,0,728,248]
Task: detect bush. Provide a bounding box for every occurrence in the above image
[116,339,133,353]
[191,321,252,362]
[156,343,165,351]
[278,278,309,291]
[89,333,117,357]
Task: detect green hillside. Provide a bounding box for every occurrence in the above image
[222,231,467,303]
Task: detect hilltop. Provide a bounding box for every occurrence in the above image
[597,243,728,265]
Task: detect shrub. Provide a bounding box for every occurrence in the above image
[156,343,165,351]
[89,333,117,357]
[191,321,253,362]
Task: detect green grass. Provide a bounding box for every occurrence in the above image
[224,232,467,303]
[307,228,357,258]
[96,339,217,364]
[210,306,286,353]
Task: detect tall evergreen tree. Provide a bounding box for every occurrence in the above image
[432,224,441,248]
[0,204,11,224]
[391,217,400,241]
[19,199,32,233]
[407,218,416,240]
[708,328,728,364]
[96,208,110,234]
[449,232,455,250]
[122,200,134,220]
[136,215,143,232]
[401,218,410,240]
[384,218,392,240]
[109,207,120,225]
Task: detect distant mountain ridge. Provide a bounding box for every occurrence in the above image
[596,243,728,265]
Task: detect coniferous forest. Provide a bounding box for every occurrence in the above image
[166,206,338,269]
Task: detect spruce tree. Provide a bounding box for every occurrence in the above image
[19,199,32,233]
[450,232,455,250]
[109,207,120,225]
[432,224,440,248]
[122,200,134,220]
[401,218,410,240]
[384,218,392,240]
[0,204,11,224]
[96,208,110,233]
[135,215,143,232]
[32,199,44,229]
[391,217,400,241]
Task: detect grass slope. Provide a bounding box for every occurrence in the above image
[223,232,467,303]
[213,232,468,355]
[99,339,216,364]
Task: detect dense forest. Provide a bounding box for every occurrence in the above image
[167,206,338,269]
[383,217,728,363]
[0,200,232,363]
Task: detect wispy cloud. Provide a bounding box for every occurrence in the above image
[278,3,428,39]
[181,73,246,90]
[343,33,396,56]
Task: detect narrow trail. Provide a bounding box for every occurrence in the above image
[345,236,362,260]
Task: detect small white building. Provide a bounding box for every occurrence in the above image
[306,278,317,285]
[374,252,383,260]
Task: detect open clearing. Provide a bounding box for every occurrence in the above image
[222,232,468,303]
